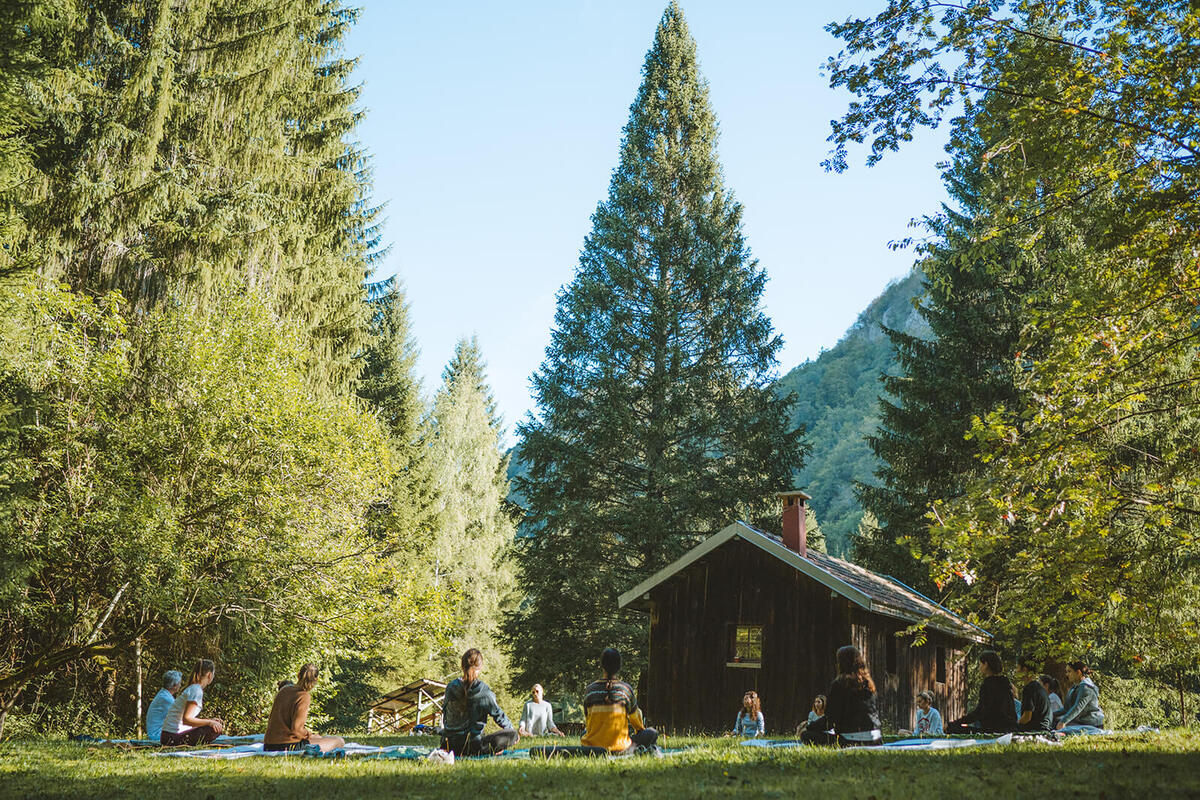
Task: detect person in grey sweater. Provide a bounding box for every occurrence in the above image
[440,648,519,756]
[1055,661,1105,731]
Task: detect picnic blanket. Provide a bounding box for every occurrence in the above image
[741,734,1014,751]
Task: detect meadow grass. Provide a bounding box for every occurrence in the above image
[2,730,1199,799]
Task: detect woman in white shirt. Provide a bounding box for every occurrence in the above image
[518,684,564,737]
[160,659,227,746]
[1040,674,1064,714]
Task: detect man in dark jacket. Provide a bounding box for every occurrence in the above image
[946,651,1018,734]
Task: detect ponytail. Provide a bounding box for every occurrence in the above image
[458,649,483,712]
[188,659,215,687]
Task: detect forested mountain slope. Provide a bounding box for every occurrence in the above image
[775,270,926,555]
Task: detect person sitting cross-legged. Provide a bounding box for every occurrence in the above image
[160,659,227,746]
[914,690,944,737]
[1016,658,1054,733]
[519,684,564,737]
[264,664,345,754]
[800,645,882,747]
[581,647,658,754]
[730,690,765,738]
[146,670,182,743]
[945,651,1018,734]
[440,648,520,757]
[1055,661,1106,733]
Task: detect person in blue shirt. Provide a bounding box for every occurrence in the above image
[730,690,765,737]
[914,690,944,736]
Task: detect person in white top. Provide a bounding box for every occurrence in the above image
[145,670,182,742]
[518,684,564,737]
[160,659,227,746]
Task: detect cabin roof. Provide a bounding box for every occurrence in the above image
[617,521,989,643]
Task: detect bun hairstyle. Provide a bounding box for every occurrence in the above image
[918,690,935,704]
[296,664,319,692]
[836,645,875,693]
[188,659,216,687]
[1067,660,1090,675]
[600,648,621,679]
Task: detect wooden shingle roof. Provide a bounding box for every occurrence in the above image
[617,521,989,642]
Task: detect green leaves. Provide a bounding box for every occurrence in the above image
[835,1,1200,670]
[0,281,402,728]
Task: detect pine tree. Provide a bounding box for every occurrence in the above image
[0,0,56,284]
[854,140,1032,588]
[505,2,803,694]
[429,338,517,682]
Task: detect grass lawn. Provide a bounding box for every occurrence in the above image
[3,730,1200,799]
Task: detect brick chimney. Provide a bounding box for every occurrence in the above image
[778,490,812,558]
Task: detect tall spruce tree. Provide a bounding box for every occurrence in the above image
[358,279,439,556]
[854,131,1038,590]
[505,2,803,694]
[429,338,517,683]
[19,1,375,390]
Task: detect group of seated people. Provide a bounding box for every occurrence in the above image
[147,646,1103,754]
[145,659,344,753]
[945,651,1105,735]
[721,646,1104,746]
[785,647,1105,745]
[439,646,658,757]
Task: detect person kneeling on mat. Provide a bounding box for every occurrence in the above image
[440,648,519,757]
[264,664,345,754]
[580,647,658,754]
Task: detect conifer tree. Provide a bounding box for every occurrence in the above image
[358,279,438,555]
[506,2,803,693]
[429,338,517,682]
[19,1,376,390]
[855,131,1037,589]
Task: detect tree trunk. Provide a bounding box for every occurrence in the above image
[1180,670,1187,728]
[136,637,144,739]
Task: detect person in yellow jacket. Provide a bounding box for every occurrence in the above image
[581,648,658,753]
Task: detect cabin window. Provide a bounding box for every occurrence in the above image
[727,624,763,667]
[936,647,947,684]
[885,634,898,675]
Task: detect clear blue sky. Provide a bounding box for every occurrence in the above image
[345,1,949,439]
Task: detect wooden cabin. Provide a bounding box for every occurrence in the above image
[618,491,988,734]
